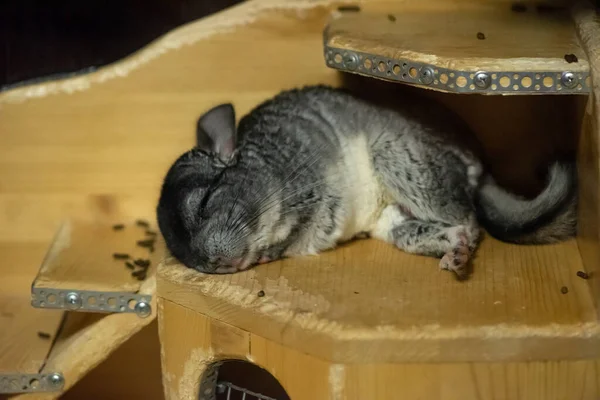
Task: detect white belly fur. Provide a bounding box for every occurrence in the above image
[336,134,385,242]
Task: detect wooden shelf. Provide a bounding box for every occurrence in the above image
[34,220,161,293]
[4,221,161,397]
[158,236,599,364]
[324,5,591,94]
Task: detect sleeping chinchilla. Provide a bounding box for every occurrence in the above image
[157,85,576,279]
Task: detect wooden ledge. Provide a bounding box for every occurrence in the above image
[157,236,600,364]
[324,4,591,94]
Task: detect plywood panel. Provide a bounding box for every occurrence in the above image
[159,236,599,364]
[33,220,163,292]
[326,5,588,73]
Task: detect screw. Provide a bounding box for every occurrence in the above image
[474,72,491,89]
[47,373,64,389]
[342,52,358,70]
[65,293,81,310]
[134,301,152,318]
[419,67,435,84]
[561,71,577,88]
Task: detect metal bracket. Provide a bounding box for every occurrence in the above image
[31,287,152,318]
[324,46,591,94]
[0,373,64,394]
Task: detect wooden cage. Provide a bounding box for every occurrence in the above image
[1,0,599,399]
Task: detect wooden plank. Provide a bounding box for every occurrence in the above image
[0,242,64,374]
[159,301,600,400]
[158,299,250,400]
[33,219,163,292]
[573,2,600,315]
[158,236,600,364]
[342,360,600,400]
[12,276,158,400]
[0,299,64,374]
[325,5,589,73]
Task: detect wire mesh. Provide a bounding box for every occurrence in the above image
[216,381,279,400]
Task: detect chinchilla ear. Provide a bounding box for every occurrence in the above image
[196,103,237,160]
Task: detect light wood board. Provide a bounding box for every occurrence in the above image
[326,5,590,73]
[11,276,158,400]
[0,242,64,374]
[33,219,163,292]
[573,2,600,315]
[158,235,600,364]
[160,299,600,400]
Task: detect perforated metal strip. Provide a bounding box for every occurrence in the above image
[31,287,152,318]
[324,46,591,94]
[0,373,64,394]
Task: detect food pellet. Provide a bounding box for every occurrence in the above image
[113,253,130,260]
[387,14,396,22]
[125,261,135,270]
[477,32,485,40]
[577,271,589,280]
[338,5,360,12]
[136,219,150,228]
[137,239,155,248]
[564,54,578,63]
[37,331,51,339]
[257,290,265,297]
[112,224,125,231]
[145,230,157,237]
[134,259,151,268]
[560,286,569,294]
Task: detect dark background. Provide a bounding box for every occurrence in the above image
[0,0,243,90]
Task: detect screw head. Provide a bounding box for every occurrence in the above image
[342,52,358,70]
[65,293,81,310]
[419,67,435,85]
[47,373,64,389]
[474,72,491,89]
[561,71,577,88]
[134,301,151,318]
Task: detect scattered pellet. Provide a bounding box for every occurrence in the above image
[338,5,360,12]
[257,290,265,297]
[577,271,589,280]
[387,14,396,22]
[112,224,125,231]
[354,291,360,295]
[560,286,569,294]
[477,32,486,40]
[564,54,578,63]
[137,239,155,248]
[125,261,135,270]
[511,2,527,12]
[132,270,147,280]
[136,219,150,228]
[113,253,130,260]
[134,259,151,268]
[145,230,157,237]
[37,331,51,339]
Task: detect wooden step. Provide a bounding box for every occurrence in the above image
[2,220,162,397]
[324,3,591,94]
[158,236,599,364]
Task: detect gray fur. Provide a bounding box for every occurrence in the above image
[157,85,577,278]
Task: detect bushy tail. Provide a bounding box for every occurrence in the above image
[474,162,577,244]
